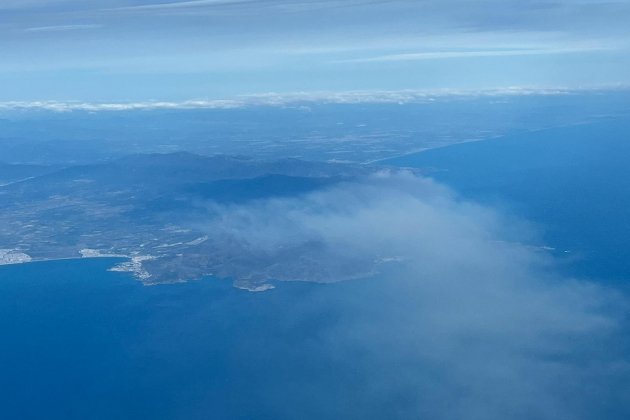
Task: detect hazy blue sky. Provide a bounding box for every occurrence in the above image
[1,0,630,101]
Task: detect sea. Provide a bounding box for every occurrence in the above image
[0,258,398,420]
[1,117,630,419]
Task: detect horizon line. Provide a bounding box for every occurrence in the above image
[1,85,628,112]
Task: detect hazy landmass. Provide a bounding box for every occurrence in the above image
[0,152,380,289]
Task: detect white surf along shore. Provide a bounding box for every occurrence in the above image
[0,248,155,284]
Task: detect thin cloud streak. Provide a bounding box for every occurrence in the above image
[108,0,255,11]
[25,24,103,32]
[338,47,614,63]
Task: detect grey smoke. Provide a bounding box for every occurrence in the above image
[195,170,629,419]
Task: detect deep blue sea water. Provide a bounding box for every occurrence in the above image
[0,258,417,420]
[2,257,629,419]
[385,118,630,284]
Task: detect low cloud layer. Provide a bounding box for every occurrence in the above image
[0,86,616,112]
[197,170,630,418]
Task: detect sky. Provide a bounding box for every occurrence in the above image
[1,0,630,101]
